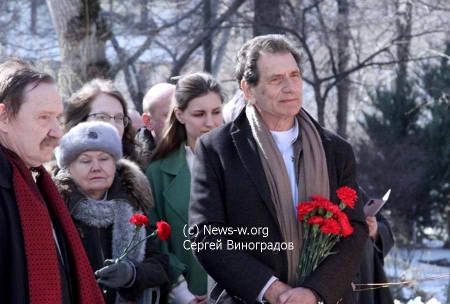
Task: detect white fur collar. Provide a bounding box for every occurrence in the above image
[71,198,146,263]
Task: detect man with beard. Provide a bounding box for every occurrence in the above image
[0,57,104,303]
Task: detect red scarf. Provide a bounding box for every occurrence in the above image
[2,147,105,304]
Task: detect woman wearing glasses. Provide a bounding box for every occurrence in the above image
[63,79,143,166]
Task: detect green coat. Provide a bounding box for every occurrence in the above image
[146,142,207,296]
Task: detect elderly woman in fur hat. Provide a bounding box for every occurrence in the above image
[52,121,169,304]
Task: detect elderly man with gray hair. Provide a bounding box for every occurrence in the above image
[189,35,368,304]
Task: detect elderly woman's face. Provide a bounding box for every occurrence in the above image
[68,150,116,200]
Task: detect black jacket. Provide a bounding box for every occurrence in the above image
[354,190,395,304]
[189,110,368,304]
[53,159,170,304]
[136,126,156,169]
[0,147,74,303]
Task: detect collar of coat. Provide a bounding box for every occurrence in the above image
[53,158,154,212]
[160,141,188,176]
[230,107,331,143]
[0,145,13,188]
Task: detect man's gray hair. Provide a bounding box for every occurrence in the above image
[235,34,304,88]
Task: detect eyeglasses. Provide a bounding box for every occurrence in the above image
[86,113,129,127]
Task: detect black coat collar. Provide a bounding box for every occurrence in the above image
[230,110,279,226]
[229,107,334,214]
[0,145,13,188]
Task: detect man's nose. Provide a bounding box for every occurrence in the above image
[282,76,299,93]
[49,117,63,139]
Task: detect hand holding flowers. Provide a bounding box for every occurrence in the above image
[296,186,358,285]
[95,214,171,290]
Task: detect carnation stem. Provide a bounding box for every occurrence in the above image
[118,230,157,262]
[116,226,141,263]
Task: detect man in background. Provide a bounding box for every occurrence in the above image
[137,83,174,167]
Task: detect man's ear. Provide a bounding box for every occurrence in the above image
[174,108,185,124]
[142,113,153,131]
[0,104,9,133]
[241,80,255,105]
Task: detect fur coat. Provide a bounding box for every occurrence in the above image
[53,159,169,304]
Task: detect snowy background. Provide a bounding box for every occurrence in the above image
[386,240,450,303]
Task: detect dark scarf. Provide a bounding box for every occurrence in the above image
[1,146,105,304]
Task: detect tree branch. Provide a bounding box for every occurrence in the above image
[169,0,246,78]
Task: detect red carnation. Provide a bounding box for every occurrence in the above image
[311,195,329,203]
[336,186,358,209]
[297,202,317,215]
[337,212,354,237]
[320,218,341,235]
[308,216,325,226]
[316,200,340,215]
[130,214,149,227]
[156,221,171,241]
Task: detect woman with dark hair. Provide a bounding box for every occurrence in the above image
[63,79,142,166]
[146,72,224,304]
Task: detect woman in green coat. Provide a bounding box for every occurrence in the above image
[146,72,224,304]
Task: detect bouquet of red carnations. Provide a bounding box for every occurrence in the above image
[116,214,171,263]
[296,186,358,285]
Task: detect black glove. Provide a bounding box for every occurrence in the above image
[95,259,135,289]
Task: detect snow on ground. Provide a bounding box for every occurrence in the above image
[386,246,450,303]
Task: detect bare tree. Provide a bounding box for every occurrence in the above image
[31,0,38,34]
[253,0,283,36]
[46,0,111,98]
[394,0,413,96]
[336,0,351,138]
[204,0,213,72]
[278,0,444,128]
[170,0,246,79]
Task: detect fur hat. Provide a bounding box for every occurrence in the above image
[55,121,123,169]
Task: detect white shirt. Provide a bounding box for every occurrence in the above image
[257,118,300,303]
[185,145,195,174]
[270,118,299,210]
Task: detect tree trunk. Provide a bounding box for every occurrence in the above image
[203,0,212,73]
[395,0,412,95]
[253,0,282,36]
[140,0,148,26]
[132,63,148,113]
[0,0,7,50]
[336,0,351,139]
[212,23,231,75]
[46,0,111,98]
[31,0,38,34]
[170,0,245,79]
[314,85,326,126]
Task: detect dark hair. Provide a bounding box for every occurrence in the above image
[235,34,304,88]
[151,72,224,162]
[63,78,141,164]
[0,57,54,119]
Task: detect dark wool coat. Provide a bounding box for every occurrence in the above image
[189,110,369,304]
[136,126,157,169]
[0,146,74,303]
[353,190,395,304]
[53,159,170,304]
